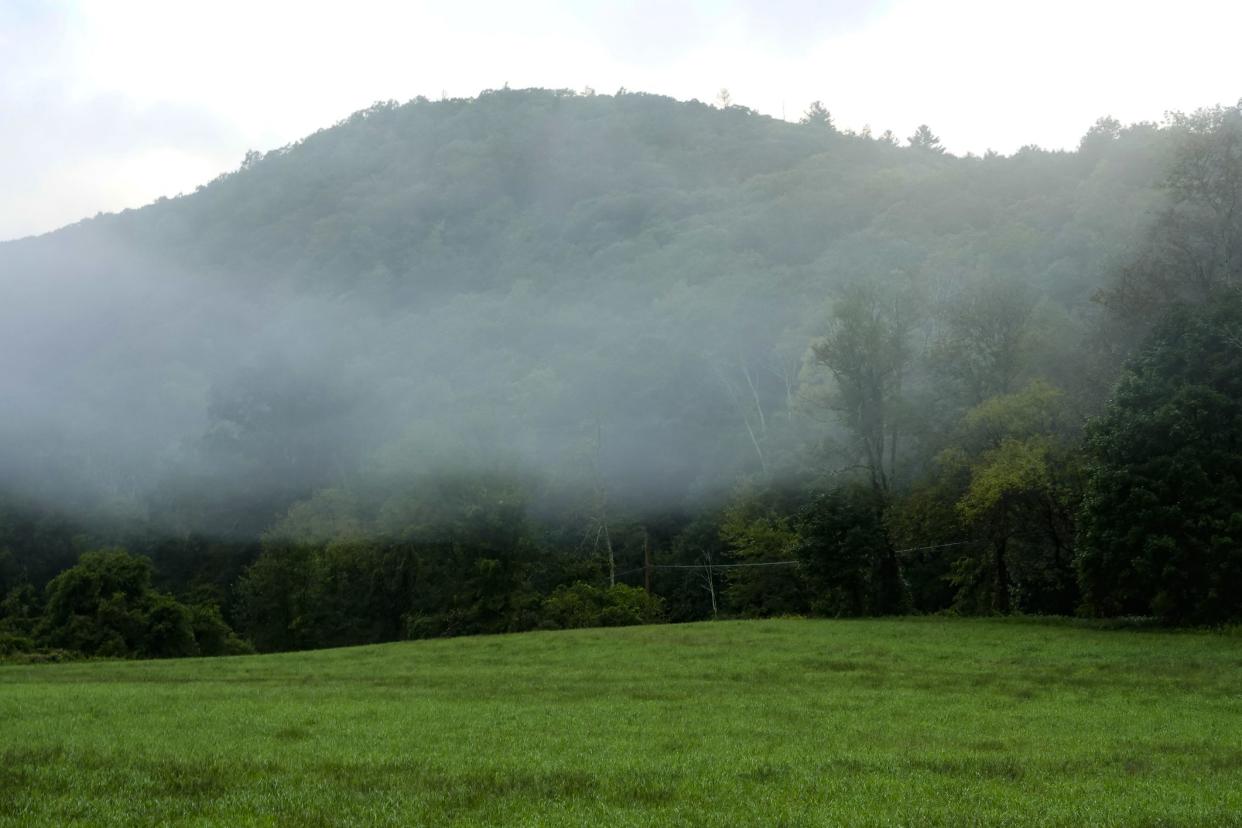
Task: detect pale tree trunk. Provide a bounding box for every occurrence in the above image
[591,417,616,587]
[715,360,769,475]
[604,519,615,588]
[700,553,718,619]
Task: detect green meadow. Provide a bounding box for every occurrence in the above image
[2,618,1240,826]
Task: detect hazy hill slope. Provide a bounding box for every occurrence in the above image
[0,89,1169,531]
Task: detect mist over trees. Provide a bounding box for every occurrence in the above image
[2,88,1240,657]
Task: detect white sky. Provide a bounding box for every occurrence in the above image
[2,0,1240,241]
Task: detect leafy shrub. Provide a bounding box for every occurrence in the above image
[36,549,249,658]
[189,603,254,656]
[539,582,664,629]
[0,631,34,657]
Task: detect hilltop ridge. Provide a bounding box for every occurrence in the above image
[0,88,1165,528]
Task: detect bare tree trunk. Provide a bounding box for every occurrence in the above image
[765,357,797,417]
[741,361,767,437]
[700,553,718,619]
[592,416,616,588]
[643,527,652,594]
[604,519,615,588]
[717,362,769,475]
[742,415,769,476]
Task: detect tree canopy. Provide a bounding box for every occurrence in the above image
[1079,295,1242,624]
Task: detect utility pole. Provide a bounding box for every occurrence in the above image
[643,527,653,594]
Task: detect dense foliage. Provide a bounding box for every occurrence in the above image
[0,549,250,659]
[2,90,1241,657]
[1079,296,1242,624]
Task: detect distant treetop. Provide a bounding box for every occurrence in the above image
[908,124,945,153]
[800,101,834,130]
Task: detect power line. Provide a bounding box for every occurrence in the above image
[614,541,977,579]
[893,540,976,555]
[615,560,801,578]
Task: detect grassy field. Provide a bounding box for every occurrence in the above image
[2,618,1240,826]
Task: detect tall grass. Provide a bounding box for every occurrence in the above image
[2,617,1240,826]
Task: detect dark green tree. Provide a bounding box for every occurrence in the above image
[37,549,203,657]
[0,583,40,654]
[936,381,1080,615]
[719,483,805,616]
[1078,297,1242,624]
[794,486,909,616]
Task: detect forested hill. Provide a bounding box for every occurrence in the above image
[5,87,1242,649]
[0,88,1171,555]
[0,89,1182,556]
[32,87,1162,301]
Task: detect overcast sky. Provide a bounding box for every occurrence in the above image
[3,0,1240,241]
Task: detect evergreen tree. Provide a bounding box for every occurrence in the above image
[908,124,945,153]
[800,100,834,129]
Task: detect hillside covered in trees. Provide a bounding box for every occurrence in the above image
[2,88,1240,657]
